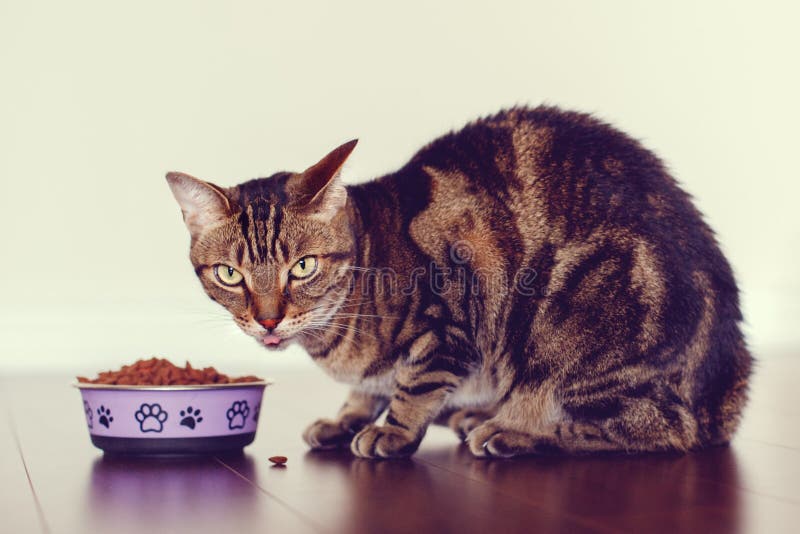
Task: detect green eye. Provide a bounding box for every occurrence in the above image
[214,264,243,286]
[290,256,318,279]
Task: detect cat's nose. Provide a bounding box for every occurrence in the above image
[258,316,283,330]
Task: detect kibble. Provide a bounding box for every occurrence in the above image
[268,455,288,465]
[77,357,263,386]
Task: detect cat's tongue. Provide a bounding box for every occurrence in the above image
[262,334,282,346]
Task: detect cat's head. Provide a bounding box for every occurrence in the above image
[166,140,358,350]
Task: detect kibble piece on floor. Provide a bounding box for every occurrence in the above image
[268,456,288,465]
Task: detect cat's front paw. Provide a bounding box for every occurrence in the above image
[302,418,355,450]
[351,424,420,458]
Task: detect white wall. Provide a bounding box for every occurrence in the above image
[1,0,798,373]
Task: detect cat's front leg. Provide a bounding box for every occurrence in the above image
[303,389,388,450]
[351,334,470,458]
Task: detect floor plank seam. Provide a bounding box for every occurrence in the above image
[7,412,52,534]
[213,456,326,533]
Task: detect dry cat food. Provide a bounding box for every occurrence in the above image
[77,357,263,386]
[268,455,288,465]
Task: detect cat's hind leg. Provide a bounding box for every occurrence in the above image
[466,382,700,458]
[435,407,496,441]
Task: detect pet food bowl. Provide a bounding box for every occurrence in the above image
[75,381,271,455]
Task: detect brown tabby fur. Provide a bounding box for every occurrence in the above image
[167,106,751,458]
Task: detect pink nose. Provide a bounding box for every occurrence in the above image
[258,317,282,330]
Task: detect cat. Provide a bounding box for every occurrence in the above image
[166,106,752,458]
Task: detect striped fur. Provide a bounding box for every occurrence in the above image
[167,106,752,458]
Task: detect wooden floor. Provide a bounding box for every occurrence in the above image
[2,354,798,534]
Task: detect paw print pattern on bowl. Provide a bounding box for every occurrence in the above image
[97,405,113,428]
[179,407,203,430]
[77,381,269,454]
[84,401,93,429]
[226,400,250,430]
[135,403,168,433]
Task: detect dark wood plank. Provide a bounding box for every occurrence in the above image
[221,448,606,534]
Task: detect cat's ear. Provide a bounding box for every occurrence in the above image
[287,139,357,221]
[165,172,232,238]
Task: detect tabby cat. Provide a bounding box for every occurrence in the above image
[166,106,751,458]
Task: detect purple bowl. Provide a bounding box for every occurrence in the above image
[75,381,271,455]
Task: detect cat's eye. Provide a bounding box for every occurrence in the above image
[290,256,318,279]
[214,264,244,286]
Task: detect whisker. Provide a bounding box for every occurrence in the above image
[305,321,379,341]
[301,326,355,346]
[329,313,394,319]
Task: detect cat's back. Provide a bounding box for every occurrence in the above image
[401,106,722,266]
[406,106,696,236]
